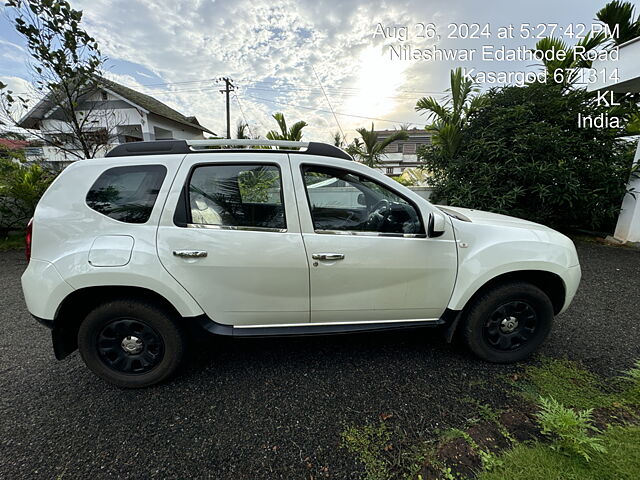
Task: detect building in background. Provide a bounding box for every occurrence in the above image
[18,77,214,165]
[375,128,432,176]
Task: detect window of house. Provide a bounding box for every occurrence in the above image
[101,91,108,101]
[86,165,167,223]
[386,167,394,175]
[384,143,398,153]
[402,143,416,154]
[302,165,423,235]
[188,164,285,230]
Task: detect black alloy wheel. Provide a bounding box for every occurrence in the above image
[97,318,165,374]
[483,301,538,351]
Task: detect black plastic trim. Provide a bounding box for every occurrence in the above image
[192,315,449,338]
[106,140,353,161]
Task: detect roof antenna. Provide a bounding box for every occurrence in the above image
[312,65,345,144]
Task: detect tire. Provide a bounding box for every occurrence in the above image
[78,299,186,388]
[462,282,554,363]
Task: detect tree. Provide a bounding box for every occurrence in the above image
[348,123,408,168]
[0,0,121,160]
[332,131,346,148]
[265,112,307,141]
[419,82,635,232]
[597,1,640,45]
[415,68,486,160]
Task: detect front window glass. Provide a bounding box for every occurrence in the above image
[189,164,285,230]
[302,165,423,235]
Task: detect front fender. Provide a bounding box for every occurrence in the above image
[447,222,578,311]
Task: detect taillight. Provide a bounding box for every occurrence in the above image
[25,218,33,262]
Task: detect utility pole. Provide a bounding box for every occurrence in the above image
[219,77,235,139]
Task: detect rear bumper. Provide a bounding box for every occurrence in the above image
[21,258,74,320]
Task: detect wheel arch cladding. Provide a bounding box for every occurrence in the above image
[447,270,565,343]
[465,270,565,315]
[52,286,183,360]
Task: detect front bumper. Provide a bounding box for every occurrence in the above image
[559,264,582,314]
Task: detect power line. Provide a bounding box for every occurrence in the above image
[243,93,417,126]
[233,93,254,138]
[130,77,448,96]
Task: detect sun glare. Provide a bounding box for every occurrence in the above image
[342,46,408,124]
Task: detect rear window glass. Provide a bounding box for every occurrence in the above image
[86,165,167,223]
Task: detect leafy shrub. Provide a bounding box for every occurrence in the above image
[419,82,635,232]
[0,147,56,235]
[536,396,607,461]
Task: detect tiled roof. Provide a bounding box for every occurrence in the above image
[98,77,214,134]
[0,138,29,150]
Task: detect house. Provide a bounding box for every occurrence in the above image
[374,128,433,176]
[0,137,44,160]
[588,36,640,243]
[18,77,215,165]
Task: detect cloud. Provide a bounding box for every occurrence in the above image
[2,0,609,142]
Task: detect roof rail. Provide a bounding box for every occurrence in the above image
[105,139,353,161]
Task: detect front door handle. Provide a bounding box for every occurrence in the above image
[173,250,208,258]
[312,253,345,261]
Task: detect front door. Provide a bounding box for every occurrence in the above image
[157,153,310,326]
[290,158,457,324]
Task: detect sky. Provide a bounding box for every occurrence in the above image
[0,0,625,142]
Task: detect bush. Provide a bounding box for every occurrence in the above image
[536,396,606,462]
[419,82,635,232]
[0,146,56,235]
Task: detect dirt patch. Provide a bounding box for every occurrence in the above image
[499,410,541,443]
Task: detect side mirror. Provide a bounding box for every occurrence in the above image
[428,211,446,238]
[357,193,366,206]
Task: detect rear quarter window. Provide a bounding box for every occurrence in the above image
[86,165,167,223]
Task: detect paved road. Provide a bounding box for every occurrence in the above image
[0,241,638,479]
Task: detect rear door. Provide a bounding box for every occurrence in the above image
[157,152,310,326]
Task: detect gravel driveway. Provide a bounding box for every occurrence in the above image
[0,240,638,479]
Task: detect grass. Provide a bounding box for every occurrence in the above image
[341,358,640,480]
[517,357,640,410]
[0,231,24,251]
[517,357,611,409]
[477,425,640,480]
[341,422,392,480]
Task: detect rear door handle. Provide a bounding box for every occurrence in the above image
[312,253,345,261]
[173,250,208,258]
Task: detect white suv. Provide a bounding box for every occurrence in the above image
[21,139,581,388]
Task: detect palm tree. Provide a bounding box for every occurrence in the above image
[332,131,346,148]
[236,121,249,139]
[597,1,640,46]
[415,68,486,160]
[266,112,307,141]
[534,33,606,85]
[348,123,408,168]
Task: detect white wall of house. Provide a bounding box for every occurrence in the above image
[33,89,206,163]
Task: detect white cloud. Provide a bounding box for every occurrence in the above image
[2,0,609,142]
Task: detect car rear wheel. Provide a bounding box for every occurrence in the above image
[462,282,554,363]
[78,299,186,388]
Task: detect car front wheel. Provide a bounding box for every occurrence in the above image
[78,299,186,388]
[462,281,554,363]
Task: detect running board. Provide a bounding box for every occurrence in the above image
[193,316,446,338]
